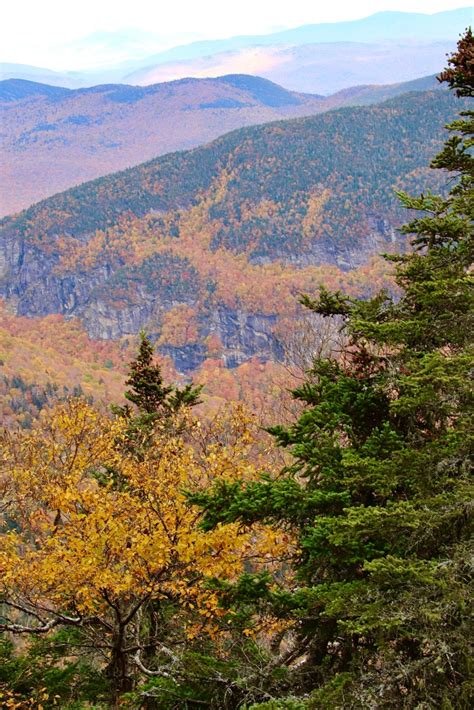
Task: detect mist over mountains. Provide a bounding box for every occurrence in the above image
[1,8,471,91]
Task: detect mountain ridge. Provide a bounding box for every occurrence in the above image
[123,7,472,69]
[0,73,441,216]
[1,88,456,240]
[0,74,317,105]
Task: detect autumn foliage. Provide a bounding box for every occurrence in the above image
[0,31,472,710]
[0,397,290,704]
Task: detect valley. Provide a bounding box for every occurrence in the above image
[0,13,472,709]
[0,88,466,374]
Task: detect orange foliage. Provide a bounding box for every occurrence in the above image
[158,305,199,347]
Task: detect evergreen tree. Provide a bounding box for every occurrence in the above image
[124,331,202,416]
[124,332,174,414]
[113,332,202,450]
[191,32,473,708]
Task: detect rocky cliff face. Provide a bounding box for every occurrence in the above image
[0,217,390,372]
[0,229,289,371]
[0,235,204,371]
[251,214,400,271]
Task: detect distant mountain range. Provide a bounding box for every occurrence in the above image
[124,40,457,94]
[0,88,467,369]
[123,8,471,64]
[0,73,442,216]
[1,8,470,91]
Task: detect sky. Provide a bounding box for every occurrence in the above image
[1,0,472,70]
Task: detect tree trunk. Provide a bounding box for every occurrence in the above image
[143,601,160,667]
[107,632,134,707]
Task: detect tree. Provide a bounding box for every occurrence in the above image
[0,396,287,707]
[122,331,202,416]
[113,332,202,459]
[191,31,473,708]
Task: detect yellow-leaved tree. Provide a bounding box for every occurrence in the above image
[0,394,287,706]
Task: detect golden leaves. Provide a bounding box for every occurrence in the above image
[1,399,284,630]
[302,188,330,240]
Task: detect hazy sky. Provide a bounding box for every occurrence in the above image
[2,0,472,70]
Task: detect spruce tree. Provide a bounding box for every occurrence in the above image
[124,332,174,413]
[124,331,202,416]
[191,32,473,708]
[115,331,202,424]
[112,332,202,460]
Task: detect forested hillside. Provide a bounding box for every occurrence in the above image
[0,304,132,427]
[0,301,299,429]
[0,89,467,371]
[0,31,472,709]
[0,74,327,215]
[0,73,441,215]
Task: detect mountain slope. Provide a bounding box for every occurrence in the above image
[0,89,466,369]
[324,74,442,107]
[0,74,326,216]
[0,74,441,216]
[0,78,71,101]
[0,62,90,88]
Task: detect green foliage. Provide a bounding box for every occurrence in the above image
[114,332,202,426]
[192,31,474,708]
[124,650,240,709]
[122,641,279,710]
[0,631,110,707]
[124,332,174,413]
[248,699,309,710]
